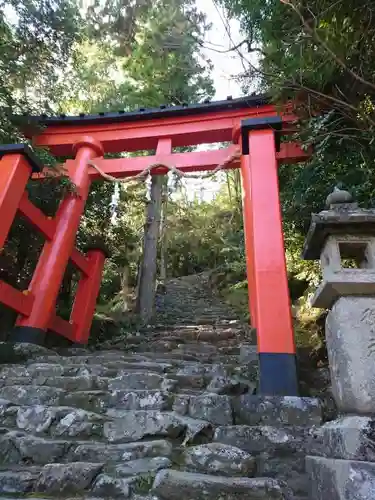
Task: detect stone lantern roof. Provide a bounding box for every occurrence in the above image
[302,188,375,260]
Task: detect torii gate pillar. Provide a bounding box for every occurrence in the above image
[15,136,104,343]
[240,117,298,395]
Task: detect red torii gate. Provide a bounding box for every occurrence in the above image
[0,95,310,395]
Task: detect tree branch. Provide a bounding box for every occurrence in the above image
[281,0,375,92]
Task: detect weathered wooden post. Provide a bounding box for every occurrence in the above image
[303,188,375,498]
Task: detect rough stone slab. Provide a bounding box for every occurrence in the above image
[0,376,34,387]
[178,414,215,444]
[0,431,70,464]
[0,385,64,405]
[115,457,171,477]
[14,405,106,439]
[0,342,53,363]
[214,425,307,455]
[0,363,113,378]
[0,366,31,378]
[239,344,258,365]
[110,390,170,411]
[132,351,200,363]
[36,462,103,494]
[172,394,190,415]
[31,355,78,365]
[152,469,289,499]
[132,496,160,500]
[326,296,375,414]
[171,363,208,389]
[309,415,375,461]
[61,390,110,413]
[108,373,176,392]
[91,473,130,497]
[257,453,308,497]
[117,361,173,374]
[51,408,106,439]
[29,354,146,367]
[188,393,233,425]
[306,455,375,500]
[0,375,98,392]
[181,443,256,477]
[69,440,173,463]
[206,375,251,395]
[175,364,206,376]
[0,399,12,415]
[16,406,72,433]
[0,468,40,494]
[104,411,212,444]
[33,375,97,391]
[74,364,118,377]
[233,396,322,427]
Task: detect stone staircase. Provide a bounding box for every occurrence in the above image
[0,274,323,500]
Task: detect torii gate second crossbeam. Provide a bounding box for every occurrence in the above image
[0,95,310,396]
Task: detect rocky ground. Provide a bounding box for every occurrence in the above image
[0,274,328,500]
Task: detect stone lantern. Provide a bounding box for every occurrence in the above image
[303,188,375,499]
[303,187,375,414]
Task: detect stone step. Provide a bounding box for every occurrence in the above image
[0,375,233,405]
[0,343,52,364]
[0,463,103,496]
[0,362,119,378]
[106,372,177,392]
[150,321,242,331]
[213,424,311,498]
[111,456,171,477]
[0,430,173,465]
[177,442,256,477]
[104,410,213,445]
[70,440,173,464]
[2,355,251,375]
[0,376,100,392]
[0,461,170,497]
[0,371,220,394]
[0,385,65,406]
[306,456,375,500]
[0,404,108,439]
[108,389,172,412]
[0,379,248,418]
[0,403,215,444]
[0,493,156,499]
[214,424,310,456]
[172,393,233,425]
[0,394,316,434]
[26,357,173,374]
[232,395,322,427]
[151,469,290,499]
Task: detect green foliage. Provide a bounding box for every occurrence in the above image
[214,0,375,347]
[0,0,83,331]
[219,0,375,225]
[0,0,215,330]
[164,180,244,277]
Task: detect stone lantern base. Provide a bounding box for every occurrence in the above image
[306,416,375,499]
[325,296,375,415]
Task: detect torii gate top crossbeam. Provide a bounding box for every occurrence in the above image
[24,95,296,157]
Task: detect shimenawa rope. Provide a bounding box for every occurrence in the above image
[87,148,241,183]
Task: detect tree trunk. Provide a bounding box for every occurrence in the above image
[233,169,242,213]
[159,178,168,287]
[121,266,129,312]
[226,171,232,204]
[137,174,163,323]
